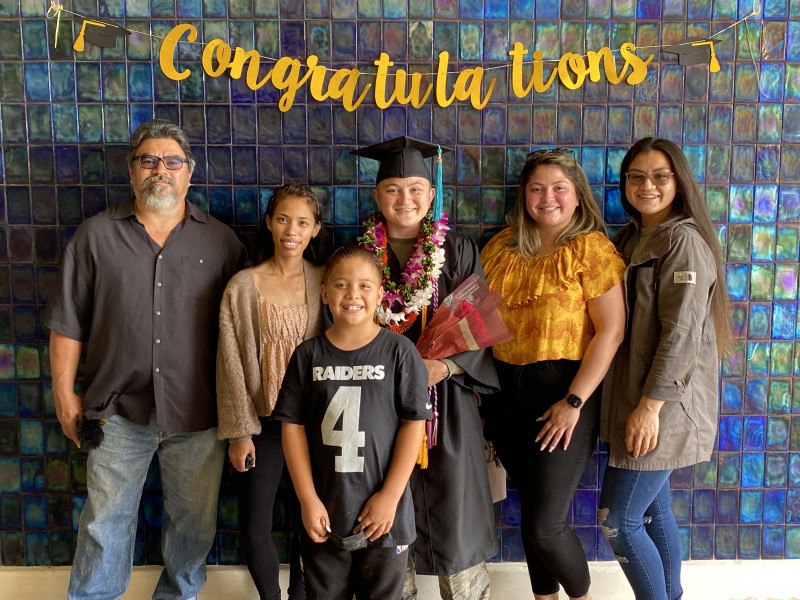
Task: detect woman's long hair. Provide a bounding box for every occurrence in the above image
[506,150,607,258]
[619,137,733,352]
[253,184,328,265]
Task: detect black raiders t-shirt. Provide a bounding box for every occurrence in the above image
[273,328,431,547]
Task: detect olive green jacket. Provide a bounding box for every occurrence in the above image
[601,215,719,470]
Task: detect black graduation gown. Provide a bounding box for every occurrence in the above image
[386,233,500,576]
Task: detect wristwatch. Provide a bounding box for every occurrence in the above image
[566,393,584,409]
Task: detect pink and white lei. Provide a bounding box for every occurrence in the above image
[360,212,449,330]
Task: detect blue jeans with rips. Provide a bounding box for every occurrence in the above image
[68,412,226,600]
[598,466,684,600]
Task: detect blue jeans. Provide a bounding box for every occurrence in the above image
[68,412,226,600]
[598,467,683,600]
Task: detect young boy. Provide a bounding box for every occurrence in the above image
[272,244,431,600]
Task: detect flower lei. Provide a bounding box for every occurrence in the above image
[360,211,449,333]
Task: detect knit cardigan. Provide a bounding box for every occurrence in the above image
[216,261,323,441]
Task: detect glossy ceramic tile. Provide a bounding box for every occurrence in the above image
[2,0,800,567]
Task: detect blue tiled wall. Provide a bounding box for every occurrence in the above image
[1,0,799,566]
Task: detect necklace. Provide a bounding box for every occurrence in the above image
[360,211,448,333]
[271,263,304,311]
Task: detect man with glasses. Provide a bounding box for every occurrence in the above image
[44,119,247,600]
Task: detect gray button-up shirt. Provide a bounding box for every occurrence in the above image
[44,200,247,432]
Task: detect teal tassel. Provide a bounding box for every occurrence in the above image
[432,144,443,221]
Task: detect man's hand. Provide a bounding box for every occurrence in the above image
[54,390,82,448]
[50,330,83,447]
[356,490,398,541]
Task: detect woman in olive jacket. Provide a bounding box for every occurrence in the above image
[599,138,732,600]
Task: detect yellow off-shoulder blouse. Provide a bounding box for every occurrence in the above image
[481,228,626,365]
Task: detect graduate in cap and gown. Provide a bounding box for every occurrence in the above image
[352,137,499,600]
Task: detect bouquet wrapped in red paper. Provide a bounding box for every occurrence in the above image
[414,274,512,466]
[417,273,512,360]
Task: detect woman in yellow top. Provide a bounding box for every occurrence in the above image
[481,149,626,600]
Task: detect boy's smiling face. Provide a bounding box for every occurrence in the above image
[372,176,435,238]
[322,257,383,327]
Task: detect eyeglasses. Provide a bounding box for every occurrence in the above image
[625,171,674,186]
[132,154,188,170]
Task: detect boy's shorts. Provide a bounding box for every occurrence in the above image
[301,535,409,600]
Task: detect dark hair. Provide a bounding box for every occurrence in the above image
[619,137,732,352]
[323,243,383,283]
[506,150,606,257]
[253,185,325,264]
[127,119,196,171]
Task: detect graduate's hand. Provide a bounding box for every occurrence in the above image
[422,359,449,387]
[625,396,664,458]
[228,439,255,472]
[356,490,398,541]
[535,399,581,452]
[300,497,330,543]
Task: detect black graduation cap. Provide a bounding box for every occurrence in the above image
[664,37,720,71]
[351,137,452,182]
[73,17,131,52]
[351,137,453,221]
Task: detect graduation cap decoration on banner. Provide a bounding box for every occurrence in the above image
[73,17,131,51]
[664,37,720,72]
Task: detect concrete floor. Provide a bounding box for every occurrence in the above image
[2,561,799,599]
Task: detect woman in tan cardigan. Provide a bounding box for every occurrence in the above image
[217,185,325,600]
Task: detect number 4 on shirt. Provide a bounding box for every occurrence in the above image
[322,386,366,473]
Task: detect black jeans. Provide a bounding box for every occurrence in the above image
[300,539,407,600]
[237,418,305,600]
[485,359,599,598]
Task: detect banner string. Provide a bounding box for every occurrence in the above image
[47,0,762,80]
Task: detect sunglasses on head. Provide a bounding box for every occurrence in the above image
[526,148,577,167]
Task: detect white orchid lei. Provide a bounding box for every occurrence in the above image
[360,211,449,333]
